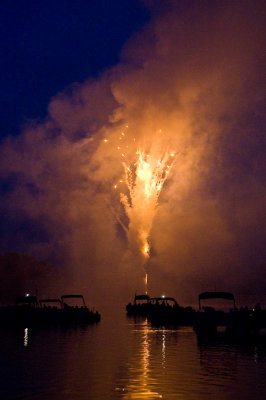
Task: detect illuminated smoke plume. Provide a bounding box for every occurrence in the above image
[112,127,175,291]
[0,1,265,305]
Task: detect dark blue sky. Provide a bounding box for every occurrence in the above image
[0,0,150,138]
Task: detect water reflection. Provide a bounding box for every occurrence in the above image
[1,311,266,400]
[198,340,238,379]
[23,327,29,347]
[161,328,166,369]
[196,335,266,399]
[116,317,266,400]
[119,318,170,399]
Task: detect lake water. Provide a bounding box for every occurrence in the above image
[1,306,266,400]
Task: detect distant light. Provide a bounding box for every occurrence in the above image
[25,293,30,297]
[162,295,165,299]
[103,139,108,142]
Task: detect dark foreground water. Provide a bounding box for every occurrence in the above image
[1,307,266,400]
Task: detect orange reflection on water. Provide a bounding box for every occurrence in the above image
[121,319,163,399]
[23,327,29,347]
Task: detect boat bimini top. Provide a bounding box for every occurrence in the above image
[61,295,86,307]
[198,291,235,310]
[39,299,62,308]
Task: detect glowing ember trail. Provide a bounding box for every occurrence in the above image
[114,128,175,292]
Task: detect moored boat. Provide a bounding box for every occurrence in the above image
[193,292,236,337]
[193,291,266,338]
[61,294,101,324]
[126,294,196,326]
[148,296,196,326]
[126,294,152,316]
[0,293,101,326]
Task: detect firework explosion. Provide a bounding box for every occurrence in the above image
[113,128,175,292]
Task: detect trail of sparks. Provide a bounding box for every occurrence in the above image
[110,127,175,291]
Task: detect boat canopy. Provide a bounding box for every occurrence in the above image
[150,297,178,305]
[39,299,62,307]
[134,294,150,303]
[198,291,235,309]
[15,295,38,306]
[61,295,86,307]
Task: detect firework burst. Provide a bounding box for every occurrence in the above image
[112,127,175,292]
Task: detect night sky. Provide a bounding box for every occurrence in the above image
[0,0,150,137]
[0,0,265,307]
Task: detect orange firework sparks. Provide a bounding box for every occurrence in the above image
[114,126,175,290]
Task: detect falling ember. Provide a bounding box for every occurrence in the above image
[144,273,148,294]
[116,127,175,291]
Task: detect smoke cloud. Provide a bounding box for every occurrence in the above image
[0,0,265,307]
